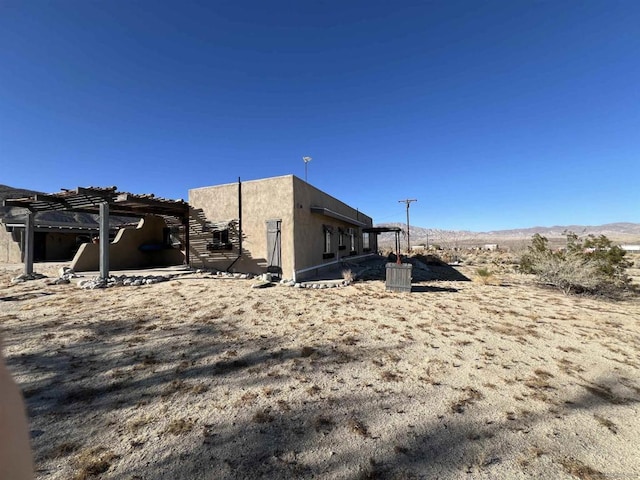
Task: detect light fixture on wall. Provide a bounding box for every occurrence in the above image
[303,156,312,183]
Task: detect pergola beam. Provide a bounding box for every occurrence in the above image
[75,186,117,197]
[34,193,72,206]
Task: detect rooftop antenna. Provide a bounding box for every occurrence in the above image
[303,156,312,183]
[398,198,417,253]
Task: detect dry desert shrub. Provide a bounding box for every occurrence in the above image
[72,447,118,480]
[380,370,402,382]
[127,415,155,433]
[450,387,484,413]
[161,379,190,398]
[300,346,316,357]
[235,391,259,406]
[347,418,369,437]
[473,267,498,284]
[165,417,196,435]
[558,457,607,480]
[520,233,632,296]
[253,408,274,423]
[518,446,547,469]
[46,441,80,459]
[524,371,556,392]
[342,269,355,283]
[314,415,335,433]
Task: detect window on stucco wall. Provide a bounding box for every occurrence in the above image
[338,228,346,250]
[208,228,232,251]
[323,225,335,259]
[349,228,356,254]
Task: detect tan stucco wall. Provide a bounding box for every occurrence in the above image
[1,227,87,264]
[70,216,184,272]
[189,176,295,275]
[189,175,375,280]
[0,227,22,263]
[291,176,374,279]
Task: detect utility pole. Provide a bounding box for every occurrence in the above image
[398,199,417,253]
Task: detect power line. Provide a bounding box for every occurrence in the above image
[398,199,417,252]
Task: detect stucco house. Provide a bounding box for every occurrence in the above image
[189,175,377,281]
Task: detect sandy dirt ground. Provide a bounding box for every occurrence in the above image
[1,261,639,480]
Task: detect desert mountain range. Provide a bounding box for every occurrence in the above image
[376,222,640,249]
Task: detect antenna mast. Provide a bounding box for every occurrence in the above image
[303,156,312,183]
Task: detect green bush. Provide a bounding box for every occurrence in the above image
[519,232,632,296]
[474,267,496,285]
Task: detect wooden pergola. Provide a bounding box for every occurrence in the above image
[3,186,190,279]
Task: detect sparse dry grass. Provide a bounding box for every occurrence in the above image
[164,418,196,435]
[342,269,355,283]
[2,263,639,479]
[558,457,607,480]
[45,441,80,460]
[252,409,274,424]
[314,415,335,433]
[473,267,498,285]
[72,447,118,480]
[450,387,484,414]
[347,418,369,437]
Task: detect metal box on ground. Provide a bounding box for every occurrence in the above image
[385,263,412,292]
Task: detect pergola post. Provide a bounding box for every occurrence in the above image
[99,201,110,280]
[183,215,190,266]
[23,210,34,275]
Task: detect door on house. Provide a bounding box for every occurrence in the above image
[266,219,282,275]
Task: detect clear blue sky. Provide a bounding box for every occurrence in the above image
[1,1,638,231]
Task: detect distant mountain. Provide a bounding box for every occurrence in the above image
[481,223,640,237]
[375,222,640,249]
[0,185,40,199]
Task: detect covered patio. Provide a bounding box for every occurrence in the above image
[362,226,403,256]
[3,186,190,279]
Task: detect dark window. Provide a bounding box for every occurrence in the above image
[324,229,331,253]
[207,229,232,250]
[323,225,335,259]
[349,228,357,254]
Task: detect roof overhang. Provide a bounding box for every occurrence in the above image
[362,226,402,234]
[310,206,367,227]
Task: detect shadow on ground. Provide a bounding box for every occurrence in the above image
[340,254,471,283]
[411,285,459,293]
